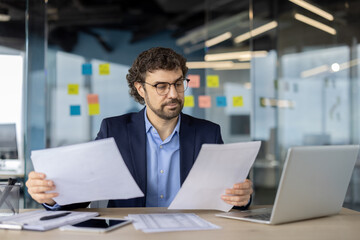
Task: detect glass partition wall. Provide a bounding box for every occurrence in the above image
[21,0,360,209]
[251,0,360,206]
[0,0,26,208]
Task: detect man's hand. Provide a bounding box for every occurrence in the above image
[221,179,253,207]
[25,171,59,206]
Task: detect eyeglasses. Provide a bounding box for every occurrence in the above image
[143,78,190,96]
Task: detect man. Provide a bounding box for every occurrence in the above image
[26,47,253,210]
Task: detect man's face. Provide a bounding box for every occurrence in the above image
[135,68,184,121]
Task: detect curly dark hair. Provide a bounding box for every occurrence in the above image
[126,47,188,104]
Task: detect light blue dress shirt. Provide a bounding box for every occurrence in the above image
[144,109,181,207]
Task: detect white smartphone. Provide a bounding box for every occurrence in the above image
[59,217,132,233]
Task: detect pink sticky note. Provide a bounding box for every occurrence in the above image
[187,74,200,88]
[198,95,211,108]
[87,94,99,104]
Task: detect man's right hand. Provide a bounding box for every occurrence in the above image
[25,171,59,206]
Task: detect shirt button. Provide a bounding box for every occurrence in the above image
[160,170,164,174]
[160,195,164,199]
[159,145,163,149]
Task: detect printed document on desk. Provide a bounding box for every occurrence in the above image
[31,138,144,205]
[127,213,220,233]
[169,141,261,212]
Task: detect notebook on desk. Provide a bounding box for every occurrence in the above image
[0,210,99,231]
[216,145,360,225]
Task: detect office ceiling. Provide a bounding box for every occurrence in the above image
[0,0,359,52]
[0,0,250,52]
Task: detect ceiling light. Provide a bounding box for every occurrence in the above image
[301,64,329,78]
[0,14,10,22]
[176,12,248,46]
[205,32,232,47]
[294,13,336,35]
[301,59,360,78]
[234,21,278,44]
[204,51,268,61]
[213,62,251,70]
[330,63,340,72]
[339,59,360,71]
[289,0,334,21]
[186,61,234,69]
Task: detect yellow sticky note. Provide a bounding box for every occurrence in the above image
[233,96,244,107]
[88,103,100,115]
[206,75,219,88]
[184,95,195,107]
[99,63,110,75]
[68,84,79,95]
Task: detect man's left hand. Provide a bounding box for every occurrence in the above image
[221,179,253,207]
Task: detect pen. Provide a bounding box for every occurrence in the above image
[40,212,71,221]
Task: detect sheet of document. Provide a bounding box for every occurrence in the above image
[169,141,261,212]
[126,213,220,233]
[31,138,144,205]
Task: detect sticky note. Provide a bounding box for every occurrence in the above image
[68,84,79,95]
[89,103,100,115]
[206,75,219,88]
[70,105,81,116]
[82,63,92,75]
[198,96,211,108]
[87,94,99,104]
[184,95,195,107]
[187,74,200,88]
[216,96,227,107]
[233,96,244,107]
[99,63,110,75]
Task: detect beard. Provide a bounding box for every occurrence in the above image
[145,94,184,120]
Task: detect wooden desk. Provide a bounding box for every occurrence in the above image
[1,207,359,240]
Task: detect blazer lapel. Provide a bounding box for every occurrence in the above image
[127,108,147,196]
[179,113,196,185]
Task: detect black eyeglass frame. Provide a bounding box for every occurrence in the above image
[143,78,190,96]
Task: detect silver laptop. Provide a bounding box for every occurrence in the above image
[216,145,360,224]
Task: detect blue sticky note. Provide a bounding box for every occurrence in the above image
[70,105,81,116]
[82,63,92,75]
[216,96,227,107]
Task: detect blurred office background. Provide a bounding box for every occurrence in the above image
[0,0,359,210]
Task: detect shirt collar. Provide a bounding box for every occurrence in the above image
[144,107,181,134]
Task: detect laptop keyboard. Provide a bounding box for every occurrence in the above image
[244,213,271,221]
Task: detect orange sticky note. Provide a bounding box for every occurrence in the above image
[99,63,110,75]
[184,95,195,107]
[87,94,99,104]
[198,95,211,108]
[68,84,79,95]
[187,74,200,88]
[206,75,219,88]
[233,96,244,107]
[88,103,100,115]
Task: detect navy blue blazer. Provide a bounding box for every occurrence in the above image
[57,108,224,210]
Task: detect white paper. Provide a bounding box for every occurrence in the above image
[31,138,144,205]
[126,213,220,233]
[169,141,261,212]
